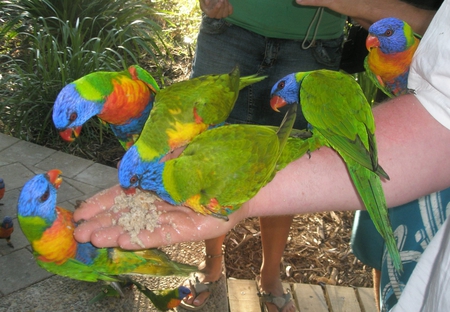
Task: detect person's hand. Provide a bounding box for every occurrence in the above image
[73,184,246,249]
[295,0,435,35]
[296,0,372,27]
[200,0,233,19]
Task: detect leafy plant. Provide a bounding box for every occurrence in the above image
[0,0,166,146]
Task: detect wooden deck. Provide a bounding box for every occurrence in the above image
[227,279,377,312]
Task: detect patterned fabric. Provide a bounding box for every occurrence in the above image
[351,187,450,311]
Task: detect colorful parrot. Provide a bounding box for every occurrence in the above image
[0,177,5,204]
[118,105,297,219]
[17,169,196,283]
[0,216,14,248]
[364,17,420,98]
[131,280,191,311]
[270,70,402,272]
[52,65,159,150]
[129,66,266,163]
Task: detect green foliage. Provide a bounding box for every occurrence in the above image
[0,0,165,146]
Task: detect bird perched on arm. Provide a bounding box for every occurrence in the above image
[129,66,266,163]
[0,216,14,248]
[270,70,402,272]
[52,65,159,150]
[17,169,196,285]
[119,104,298,219]
[364,17,420,98]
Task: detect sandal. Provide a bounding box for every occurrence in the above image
[177,273,228,311]
[256,276,294,312]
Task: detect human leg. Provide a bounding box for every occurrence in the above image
[179,235,226,310]
[258,216,296,312]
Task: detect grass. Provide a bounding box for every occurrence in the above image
[0,0,201,165]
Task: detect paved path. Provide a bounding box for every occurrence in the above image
[0,133,163,311]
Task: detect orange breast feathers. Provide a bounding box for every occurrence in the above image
[98,77,152,124]
[367,44,418,83]
[33,208,78,265]
[0,226,13,238]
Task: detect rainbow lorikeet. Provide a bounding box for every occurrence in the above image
[17,169,196,283]
[118,104,298,219]
[89,278,190,311]
[131,280,191,311]
[0,178,5,204]
[364,17,420,98]
[52,65,159,150]
[270,69,402,272]
[128,66,266,163]
[0,216,14,248]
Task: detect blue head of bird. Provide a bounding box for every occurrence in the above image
[176,286,191,299]
[1,216,13,230]
[118,146,169,197]
[18,169,63,223]
[53,83,103,142]
[270,73,305,111]
[366,17,413,54]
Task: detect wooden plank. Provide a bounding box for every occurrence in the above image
[325,285,361,312]
[292,283,329,312]
[356,287,378,312]
[227,278,261,312]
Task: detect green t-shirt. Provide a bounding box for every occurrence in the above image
[225,0,346,40]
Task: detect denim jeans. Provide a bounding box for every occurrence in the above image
[191,15,343,129]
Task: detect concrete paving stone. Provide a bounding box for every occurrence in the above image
[0,275,148,312]
[0,133,19,151]
[74,163,119,189]
[0,140,56,166]
[0,188,21,218]
[63,176,103,199]
[35,151,94,178]
[0,248,53,296]
[0,163,36,190]
[0,218,30,256]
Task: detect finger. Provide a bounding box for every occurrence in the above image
[74,208,124,242]
[73,184,125,222]
[89,225,125,248]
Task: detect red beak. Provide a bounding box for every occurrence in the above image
[47,169,63,189]
[366,35,380,51]
[270,96,287,112]
[59,126,82,142]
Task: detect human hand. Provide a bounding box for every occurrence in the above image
[296,0,372,27]
[73,184,246,249]
[199,0,233,19]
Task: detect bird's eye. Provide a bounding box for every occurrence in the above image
[130,175,139,184]
[40,188,50,202]
[384,29,394,37]
[69,112,78,122]
[277,81,285,90]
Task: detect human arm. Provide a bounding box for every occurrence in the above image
[73,94,450,249]
[296,0,436,35]
[199,0,233,19]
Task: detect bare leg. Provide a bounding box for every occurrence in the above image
[181,235,225,307]
[259,215,296,312]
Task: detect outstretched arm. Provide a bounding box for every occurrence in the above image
[296,0,436,35]
[74,94,450,249]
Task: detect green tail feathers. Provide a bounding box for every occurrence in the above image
[238,73,267,90]
[276,105,297,152]
[348,166,403,272]
[130,249,197,277]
